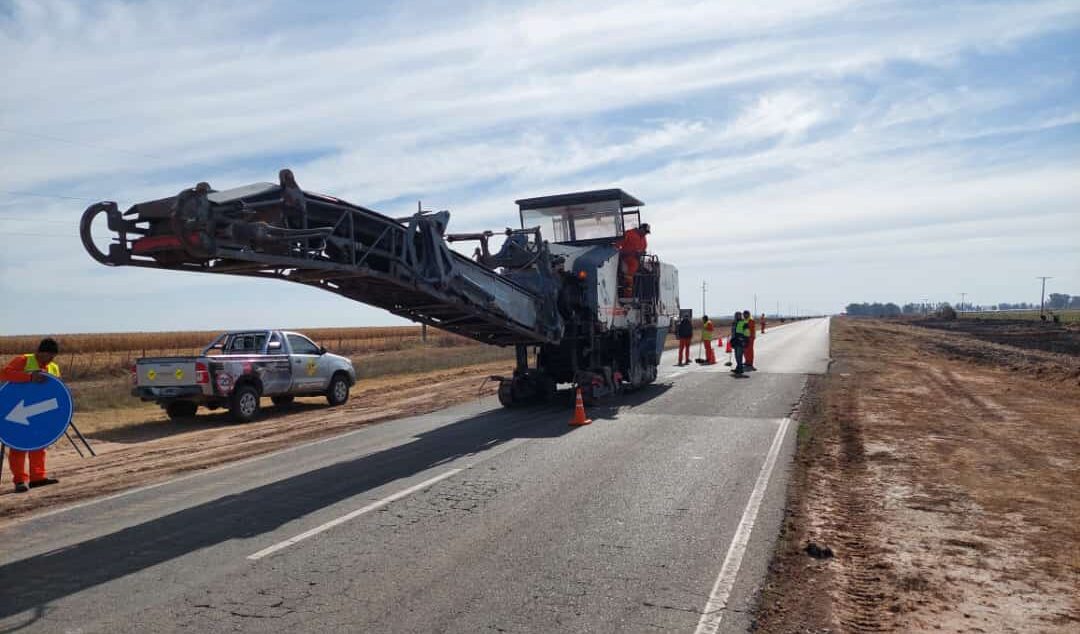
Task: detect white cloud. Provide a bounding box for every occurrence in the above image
[1,0,1079,333]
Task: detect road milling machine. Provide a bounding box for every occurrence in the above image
[80,170,680,406]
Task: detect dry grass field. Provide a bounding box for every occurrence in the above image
[1,326,475,380]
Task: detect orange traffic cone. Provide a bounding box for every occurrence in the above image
[569,387,592,426]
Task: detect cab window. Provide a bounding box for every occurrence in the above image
[287,334,320,355]
[225,332,267,353]
[520,202,624,243]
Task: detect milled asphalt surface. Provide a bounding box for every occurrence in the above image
[0,317,829,633]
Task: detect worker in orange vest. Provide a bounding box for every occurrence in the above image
[760,313,767,334]
[743,310,757,371]
[702,315,717,364]
[615,223,649,297]
[2,338,63,493]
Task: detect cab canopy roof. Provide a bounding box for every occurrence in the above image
[515,189,644,210]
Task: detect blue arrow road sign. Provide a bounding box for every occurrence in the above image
[0,374,74,451]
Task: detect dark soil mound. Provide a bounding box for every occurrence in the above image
[915,319,1080,356]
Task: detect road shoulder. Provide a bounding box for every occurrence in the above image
[753,317,1080,632]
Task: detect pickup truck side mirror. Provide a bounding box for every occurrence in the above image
[318,346,327,355]
[268,341,282,351]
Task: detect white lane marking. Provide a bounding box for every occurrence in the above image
[247,469,463,561]
[694,416,792,634]
[14,402,500,526]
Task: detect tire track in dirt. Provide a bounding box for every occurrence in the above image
[826,351,897,633]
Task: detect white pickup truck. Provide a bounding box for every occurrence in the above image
[133,330,356,422]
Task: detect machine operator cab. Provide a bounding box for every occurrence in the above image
[515,189,644,247]
[514,189,657,303]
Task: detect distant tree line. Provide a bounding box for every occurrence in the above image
[845,302,904,316]
[845,293,1079,316]
[846,302,952,316]
[1045,293,1080,310]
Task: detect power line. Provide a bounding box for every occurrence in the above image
[0,214,77,225]
[1,189,97,202]
[0,231,111,239]
[0,126,165,161]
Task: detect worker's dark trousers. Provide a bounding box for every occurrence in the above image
[732,343,746,373]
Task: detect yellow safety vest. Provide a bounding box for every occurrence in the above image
[702,320,713,341]
[23,354,61,378]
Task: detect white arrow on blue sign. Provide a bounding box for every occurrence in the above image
[0,374,74,451]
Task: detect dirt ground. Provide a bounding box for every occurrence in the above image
[755,318,1080,633]
[0,361,510,527]
[915,317,1080,357]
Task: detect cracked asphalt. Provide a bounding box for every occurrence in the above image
[0,318,829,633]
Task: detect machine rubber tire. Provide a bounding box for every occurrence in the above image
[230,384,261,423]
[271,395,295,407]
[326,373,350,406]
[538,375,557,402]
[497,382,515,407]
[165,401,198,420]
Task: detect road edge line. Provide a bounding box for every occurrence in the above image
[694,416,792,634]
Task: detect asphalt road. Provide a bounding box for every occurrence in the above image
[0,317,829,634]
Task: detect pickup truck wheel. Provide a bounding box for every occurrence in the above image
[230,384,261,423]
[271,395,295,407]
[165,401,198,420]
[326,373,349,406]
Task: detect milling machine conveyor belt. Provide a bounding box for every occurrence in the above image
[80,175,563,347]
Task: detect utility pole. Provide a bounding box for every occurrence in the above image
[959,292,966,313]
[1037,276,1052,317]
[776,300,779,318]
[753,294,757,315]
[701,281,707,318]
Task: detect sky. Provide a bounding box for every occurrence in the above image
[1,0,1078,335]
